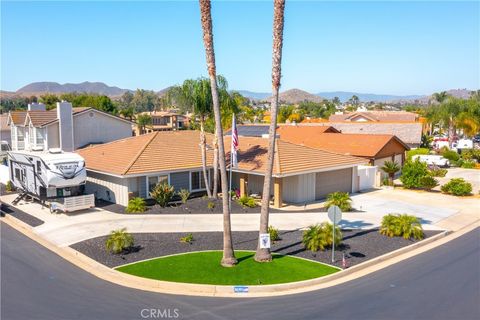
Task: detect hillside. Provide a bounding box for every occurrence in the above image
[266,89,324,104]
[16,81,130,96]
[316,91,424,103]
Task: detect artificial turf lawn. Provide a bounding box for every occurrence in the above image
[115,251,340,285]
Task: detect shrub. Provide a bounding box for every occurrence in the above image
[177,189,190,204]
[268,226,280,243]
[440,149,460,162]
[382,177,393,186]
[150,182,175,207]
[461,149,480,162]
[180,233,194,244]
[441,178,472,196]
[237,195,257,208]
[419,176,439,191]
[400,159,429,189]
[207,201,215,210]
[5,181,13,192]
[302,223,342,252]
[461,160,476,169]
[407,148,430,159]
[325,192,352,211]
[105,228,134,254]
[380,160,400,180]
[125,197,146,213]
[428,166,447,177]
[380,214,424,240]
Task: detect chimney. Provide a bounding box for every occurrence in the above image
[56,101,74,152]
[28,103,46,111]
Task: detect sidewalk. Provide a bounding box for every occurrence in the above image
[2,188,471,247]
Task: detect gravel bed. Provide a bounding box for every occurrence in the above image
[0,202,44,227]
[100,196,328,215]
[71,229,442,269]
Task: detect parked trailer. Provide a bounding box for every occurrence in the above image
[411,155,450,168]
[7,149,95,212]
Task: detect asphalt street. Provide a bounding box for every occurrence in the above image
[1,222,479,320]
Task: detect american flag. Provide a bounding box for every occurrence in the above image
[231,114,238,168]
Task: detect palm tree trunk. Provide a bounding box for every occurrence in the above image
[448,116,454,147]
[255,0,285,263]
[200,117,213,198]
[212,131,219,199]
[199,0,236,267]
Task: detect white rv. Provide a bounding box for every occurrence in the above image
[7,149,94,211]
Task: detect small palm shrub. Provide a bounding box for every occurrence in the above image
[419,176,439,191]
[105,228,134,254]
[441,178,472,196]
[207,201,215,210]
[325,192,352,211]
[400,159,429,189]
[180,233,194,244]
[380,214,424,240]
[302,222,342,252]
[268,226,280,243]
[177,189,190,204]
[125,197,146,213]
[237,195,257,208]
[150,182,175,207]
[5,181,14,192]
[381,160,400,180]
[428,167,447,177]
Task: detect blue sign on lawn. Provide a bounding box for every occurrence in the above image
[233,286,249,293]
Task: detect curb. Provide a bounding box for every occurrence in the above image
[1,214,477,298]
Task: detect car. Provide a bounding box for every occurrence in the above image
[411,154,450,168]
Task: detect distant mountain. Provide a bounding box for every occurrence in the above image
[316,91,425,103]
[236,90,270,100]
[266,89,324,104]
[16,81,131,96]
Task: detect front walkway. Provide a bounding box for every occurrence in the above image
[1,188,477,247]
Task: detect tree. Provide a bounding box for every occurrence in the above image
[199,0,237,267]
[119,106,135,121]
[431,91,449,104]
[39,94,60,110]
[136,114,152,134]
[349,95,359,106]
[332,96,341,105]
[381,160,401,181]
[255,0,285,263]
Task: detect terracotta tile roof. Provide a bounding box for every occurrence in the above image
[278,131,408,158]
[8,111,28,126]
[300,118,329,123]
[224,136,367,176]
[329,111,418,122]
[77,131,214,176]
[27,110,58,126]
[277,125,340,135]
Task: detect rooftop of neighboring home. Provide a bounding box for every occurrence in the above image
[138,110,185,117]
[225,124,339,137]
[328,111,419,122]
[277,129,409,158]
[224,136,366,177]
[77,131,214,176]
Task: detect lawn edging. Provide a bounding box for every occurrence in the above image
[2,213,466,297]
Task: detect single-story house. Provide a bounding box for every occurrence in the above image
[328,111,419,122]
[225,136,368,207]
[77,131,214,206]
[225,124,339,137]
[276,126,409,168]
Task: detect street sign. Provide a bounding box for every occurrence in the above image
[327,205,342,263]
[259,233,271,249]
[327,205,342,224]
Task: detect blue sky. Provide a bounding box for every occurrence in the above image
[1,1,479,95]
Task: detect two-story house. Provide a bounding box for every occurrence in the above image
[7,102,133,152]
[135,110,188,135]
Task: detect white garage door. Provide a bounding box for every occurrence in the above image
[315,168,352,200]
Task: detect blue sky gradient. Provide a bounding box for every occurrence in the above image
[1,1,479,95]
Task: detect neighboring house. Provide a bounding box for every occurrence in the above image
[225,136,368,207]
[224,124,339,137]
[329,111,419,122]
[77,131,214,206]
[135,110,188,135]
[0,114,11,146]
[7,102,132,152]
[277,126,409,167]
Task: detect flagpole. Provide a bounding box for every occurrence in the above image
[228,114,234,211]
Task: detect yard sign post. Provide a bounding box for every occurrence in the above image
[327,205,342,263]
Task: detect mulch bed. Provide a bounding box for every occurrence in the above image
[99,196,327,215]
[71,229,442,269]
[0,202,44,227]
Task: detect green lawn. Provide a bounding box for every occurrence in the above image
[116,251,340,285]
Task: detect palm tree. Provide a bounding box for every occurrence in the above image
[180,78,213,198]
[381,160,401,181]
[136,114,152,135]
[199,0,237,267]
[254,0,286,263]
[431,91,449,104]
[332,96,341,106]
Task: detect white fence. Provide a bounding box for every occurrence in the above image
[358,165,378,190]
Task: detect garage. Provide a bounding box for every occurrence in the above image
[315,168,353,200]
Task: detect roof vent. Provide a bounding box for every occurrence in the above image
[49,148,62,154]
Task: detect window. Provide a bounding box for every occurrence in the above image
[15,168,20,181]
[148,175,169,193]
[36,161,41,172]
[36,128,45,147]
[191,171,207,191]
